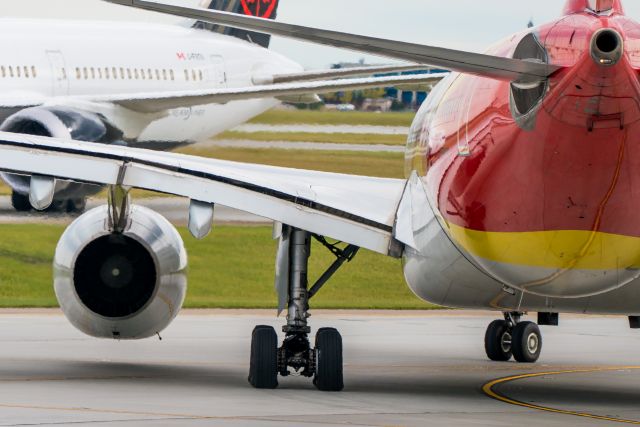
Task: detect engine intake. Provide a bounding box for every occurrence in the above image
[54,205,187,339]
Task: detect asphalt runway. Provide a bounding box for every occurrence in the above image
[0,310,638,426]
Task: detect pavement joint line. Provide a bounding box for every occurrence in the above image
[482,366,640,425]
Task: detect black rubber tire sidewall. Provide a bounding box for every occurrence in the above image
[314,327,344,392]
[485,319,512,361]
[512,321,542,363]
[248,325,278,389]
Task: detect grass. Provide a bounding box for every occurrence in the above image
[0,224,436,310]
[176,147,404,179]
[217,131,407,146]
[249,109,416,127]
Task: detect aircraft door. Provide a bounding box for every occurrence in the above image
[46,51,69,96]
[206,55,227,88]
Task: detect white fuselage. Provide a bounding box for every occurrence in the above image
[0,18,302,145]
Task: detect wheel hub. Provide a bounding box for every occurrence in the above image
[527,332,540,354]
[500,332,512,353]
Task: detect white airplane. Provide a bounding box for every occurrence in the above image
[0,0,438,212]
[7,0,638,395]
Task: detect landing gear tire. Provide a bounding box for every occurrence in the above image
[484,320,512,362]
[511,321,542,363]
[11,192,31,212]
[314,328,344,392]
[248,325,278,389]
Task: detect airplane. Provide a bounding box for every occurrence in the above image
[0,0,439,213]
[0,0,636,393]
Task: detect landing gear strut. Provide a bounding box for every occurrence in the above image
[484,312,542,363]
[249,228,357,391]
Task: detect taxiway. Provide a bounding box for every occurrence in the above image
[0,311,637,426]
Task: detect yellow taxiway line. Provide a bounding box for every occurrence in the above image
[483,367,640,424]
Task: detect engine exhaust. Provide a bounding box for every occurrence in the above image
[591,28,624,66]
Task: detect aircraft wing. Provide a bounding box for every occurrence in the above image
[0,131,406,255]
[84,73,446,113]
[103,0,563,83]
[264,64,437,84]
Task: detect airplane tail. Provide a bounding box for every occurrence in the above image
[194,0,280,48]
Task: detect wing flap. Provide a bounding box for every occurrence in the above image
[0,131,406,255]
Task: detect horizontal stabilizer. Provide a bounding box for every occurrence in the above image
[102,0,563,82]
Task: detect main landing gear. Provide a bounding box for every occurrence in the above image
[248,228,358,392]
[485,312,542,363]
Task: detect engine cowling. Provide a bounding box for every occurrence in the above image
[53,205,187,339]
[0,106,123,200]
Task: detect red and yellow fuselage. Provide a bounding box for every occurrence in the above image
[406,1,640,299]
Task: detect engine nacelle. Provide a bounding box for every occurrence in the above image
[54,205,187,339]
[0,106,123,199]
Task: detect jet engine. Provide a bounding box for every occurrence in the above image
[53,205,187,339]
[0,107,124,212]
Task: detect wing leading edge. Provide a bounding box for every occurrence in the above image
[0,131,406,255]
[103,0,562,82]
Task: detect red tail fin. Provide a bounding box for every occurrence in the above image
[195,0,280,48]
[563,0,625,15]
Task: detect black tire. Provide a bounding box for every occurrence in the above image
[484,320,512,362]
[11,192,31,212]
[314,328,344,392]
[248,325,278,389]
[512,321,542,363]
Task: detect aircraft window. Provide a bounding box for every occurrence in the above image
[147,69,152,80]
[76,68,80,79]
[104,68,110,79]
[60,68,65,79]
[192,69,197,81]
[1,66,5,78]
[32,66,37,78]
[184,69,189,81]
[140,69,145,80]
[90,68,95,79]
[162,69,167,80]
[23,66,29,78]
[98,68,103,79]
[112,67,117,79]
[155,69,160,80]
[169,69,174,81]
[83,67,88,79]
[16,67,21,78]
[134,69,139,79]
[198,70,203,81]
[8,66,13,78]
[120,68,125,80]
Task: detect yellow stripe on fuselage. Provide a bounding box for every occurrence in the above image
[446,222,640,270]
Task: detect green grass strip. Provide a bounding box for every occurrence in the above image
[249,110,416,127]
[217,131,407,146]
[0,224,437,310]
